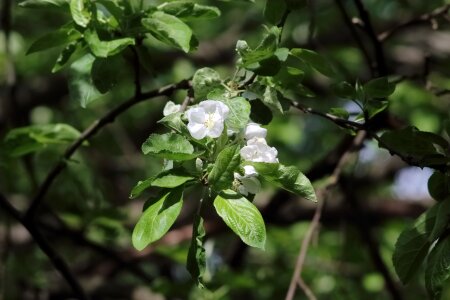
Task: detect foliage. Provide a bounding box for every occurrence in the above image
[1,0,450,299]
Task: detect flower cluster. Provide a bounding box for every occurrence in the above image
[178,100,279,196]
[240,123,278,163]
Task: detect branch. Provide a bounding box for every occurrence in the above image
[285,131,367,300]
[352,0,388,76]
[25,79,192,220]
[0,193,89,300]
[334,0,375,76]
[379,4,450,42]
[341,178,403,300]
[293,102,365,131]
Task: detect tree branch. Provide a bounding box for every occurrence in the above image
[334,0,375,76]
[24,79,192,220]
[285,131,367,300]
[378,4,450,42]
[0,193,89,300]
[352,0,388,76]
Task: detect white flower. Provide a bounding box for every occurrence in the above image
[240,137,278,163]
[244,123,267,140]
[243,165,258,177]
[233,167,261,196]
[163,101,181,116]
[186,100,229,139]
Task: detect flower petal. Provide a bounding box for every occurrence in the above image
[245,123,267,140]
[186,107,206,124]
[188,123,207,139]
[206,119,224,138]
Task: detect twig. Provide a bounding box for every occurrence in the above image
[334,0,374,76]
[0,193,89,300]
[293,102,365,131]
[379,4,450,42]
[352,0,388,76]
[24,79,191,220]
[285,131,367,300]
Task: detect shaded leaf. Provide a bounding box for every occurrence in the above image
[425,235,450,299]
[208,145,241,191]
[393,204,441,284]
[84,29,135,58]
[3,124,81,157]
[192,67,223,100]
[141,133,200,161]
[364,77,396,98]
[187,213,206,288]
[27,25,81,54]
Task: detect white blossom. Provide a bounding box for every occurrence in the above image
[233,166,261,196]
[240,137,278,163]
[195,158,203,172]
[163,101,181,116]
[244,123,267,140]
[186,100,229,139]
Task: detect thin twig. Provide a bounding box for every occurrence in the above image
[25,79,192,220]
[352,0,388,76]
[334,0,374,76]
[0,193,89,300]
[379,4,450,42]
[293,102,364,131]
[285,131,367,300]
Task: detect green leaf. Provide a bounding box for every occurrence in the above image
[159,1,220,21]
[187,213,206,288]
[364,77,396,98]
[208,145,241,191]
[52,42,81,73]
[236,26,280,67]
[142,11,193,53]
[142,133,200,161]
[151,173,195,188]
[425,235,450,299]
[264,0,287,25]
[379,127,449,167]
[430,200,450,242]
[249,99,273,125]
[91,55,123,93]
[192,67,223,100]
[263,86,283,114]
[84,29,135,58]
[214,190,266,249]
[27,25,81,54]
[252,163,317,202]
[129,177,154,199]
[428,171,450,201]
[333,81,356,99]
[19,0,68,9]
[222,97,251,131]
[68,54,102,108]
[70,0,92,27]
[132,187,184,251]
[329,108,349,120]
[393,204,440,284]
[158,112,189,135]
[291,48,335,77]
[3,124,81,157]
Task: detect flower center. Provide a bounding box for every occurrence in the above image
[204,113,216,129]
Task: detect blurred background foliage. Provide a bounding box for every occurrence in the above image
[1,0,450,299]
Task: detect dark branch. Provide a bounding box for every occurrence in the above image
[25,79,192,220]
[334,0,375,76]
[379,4,450,42]
[0,193,89,300]
[352,0,388,76]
